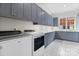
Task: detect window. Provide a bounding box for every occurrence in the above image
[59,17,75,30]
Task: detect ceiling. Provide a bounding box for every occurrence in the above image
[37,3,79,17]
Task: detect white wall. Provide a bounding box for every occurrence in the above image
[0,17,53,33]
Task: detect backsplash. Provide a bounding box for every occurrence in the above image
[0,17,34,31]
[0,17,53,33]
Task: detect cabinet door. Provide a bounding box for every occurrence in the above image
[53,17,58,26]
[64,32,73,41]
[0,3,11,17]
[40,9,46,25]
[44,32,55,48]
[44,13,49,25]
[73,33,78,42]
[32,5,43,24]
[23,3,32,21]
[32,4,38,22]
[37,6,42,24]
[58,32,73,41]
[11,3,23,19]
[48,15,53,26]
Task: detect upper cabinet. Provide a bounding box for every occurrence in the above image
[0,3,54,26]
[23,3,32,21]
[32,4,38,22]
[0,3,24,19]
[0,3,11,17]
[41,12,53,26]
[47,15,53,26]
[40,9,46,25]
[53,17,58,26]
[11,3,24,19]
[32,3,54,26]
[37,6,42,24]
[44,13,49,25]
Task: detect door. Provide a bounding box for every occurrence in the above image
[23,3,32,21]
[11,3,23,19]
[0,3,11,17]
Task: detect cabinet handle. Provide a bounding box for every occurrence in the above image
[12,8,16,16]
[41,12,44,15]
[12,12,16,16]
[17,41,21,43]
[0,46,2,50]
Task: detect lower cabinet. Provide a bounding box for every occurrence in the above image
[57,32,73,41]
[44,32,55,48]
[0,36,32,56]
[57,32,79,42]
[72,32,79,42]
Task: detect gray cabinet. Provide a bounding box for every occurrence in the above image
[11,3,23,19]
[57,32,73,41]
[0,3,11,17]
[73,32,79,42]
[44,13,49,25]
[48,15,53,26]
[53,17,58,26]
[44,32,55,48]
[57,32,79,42]
[32,4,38,22]
[32,4,54,26]
[32,4,49,26]
[59,32,73,41]
[37,6,42,24]
[38,9,47,25]
[0,3,54,26]
[42,13,53,26]
[41,9,46,25]
[23,3,32,21]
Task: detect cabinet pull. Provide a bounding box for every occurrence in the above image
[0,46,2,50]
[17,41,21,43]
[12,12,16,16]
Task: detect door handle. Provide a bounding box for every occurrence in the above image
[17,41,21,43]
[0,46,2,50]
